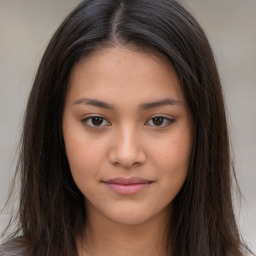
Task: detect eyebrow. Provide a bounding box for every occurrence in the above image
[73,98,114,109]
[139,98,183,110]
[72,97,183,110]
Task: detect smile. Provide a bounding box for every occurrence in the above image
[102,177,153,195]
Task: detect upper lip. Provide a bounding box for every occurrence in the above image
[103,177,153,185]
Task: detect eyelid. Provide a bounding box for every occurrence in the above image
[81,114,174,128]
[81,115,111,127]
[145,115,175,128]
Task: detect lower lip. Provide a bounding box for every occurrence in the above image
[104,183,151,195]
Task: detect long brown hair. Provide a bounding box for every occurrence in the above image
[1,0,253,255]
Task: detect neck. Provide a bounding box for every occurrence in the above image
[78,206,171,256]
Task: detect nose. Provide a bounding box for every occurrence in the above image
[108,126,146,169]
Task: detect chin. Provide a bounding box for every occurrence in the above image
[103,205,170,227]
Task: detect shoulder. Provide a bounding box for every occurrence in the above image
[243,250,256,256]
[0,237,27,256]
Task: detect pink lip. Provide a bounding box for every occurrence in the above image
[103,177,153,195]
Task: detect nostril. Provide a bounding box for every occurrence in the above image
[107,129,146,167]
[108,146,146,168]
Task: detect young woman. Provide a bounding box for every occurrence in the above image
[0,0,254,255]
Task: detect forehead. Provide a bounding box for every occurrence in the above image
[71,46,176,80]
[67,46,185,105]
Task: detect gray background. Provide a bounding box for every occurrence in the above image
[0,0,255,251]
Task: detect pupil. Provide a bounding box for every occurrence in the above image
[92,117,103,126]
[153,117,163,126]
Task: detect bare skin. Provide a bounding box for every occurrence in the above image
[77,207,169,256]
[62,46,193,256]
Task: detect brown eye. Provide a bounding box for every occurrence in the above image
[82,116,110,127]
[146,116,174,128]
[152,117,164,126]
[91,117,104,126]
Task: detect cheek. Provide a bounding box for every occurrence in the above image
[63,125,107,187]
[63,114,105,169]
[153,129,192,192]
[156,134,192,170]
[65,138,104,172]
[64,140,104,198]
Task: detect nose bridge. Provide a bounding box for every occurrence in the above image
[119,124,137,152]
[109,123,145,168]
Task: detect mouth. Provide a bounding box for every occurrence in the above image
[102,177,153,195]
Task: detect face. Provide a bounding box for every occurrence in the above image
[62,46,193,226]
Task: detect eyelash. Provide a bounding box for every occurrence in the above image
[82,116,111,127]
[81,115,175,128]
[145,116,174,127]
